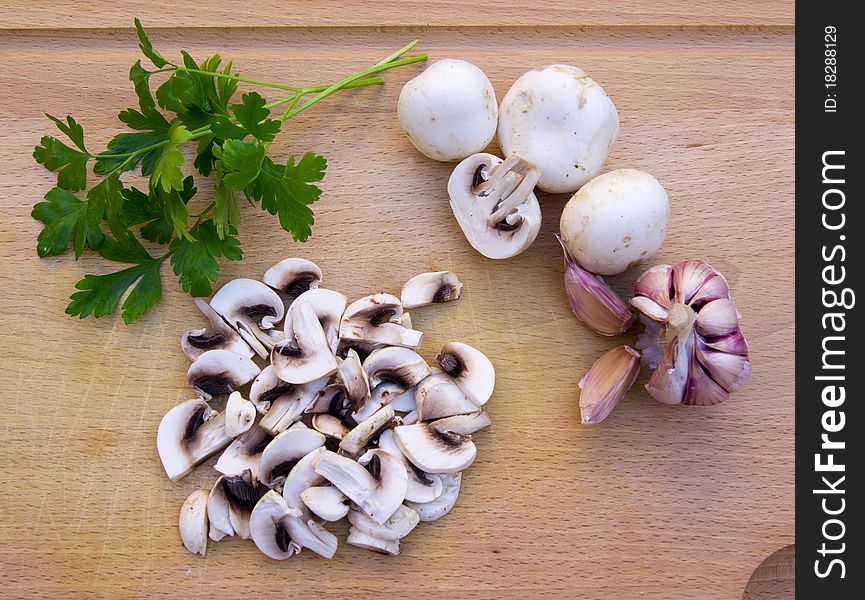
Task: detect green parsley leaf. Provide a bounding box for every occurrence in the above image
[217,139,265,190]
[67,259,163,324]
[210,116,247,140]
[87,173,125,238]
[232,92,281,142]
[170,220,242,296]
[193,136,217,177]
[120,177,196,244]
[46,114,86,151]
[31,187,104,258]
[96,229,154,264]
[94,130,169,175]
[244,152,326,242]
[152,121,192,193]
[212,174,240,239]
[33,136,89,191]
[128,60,157,116]
[156,72,195,114]
[134,18,169,68]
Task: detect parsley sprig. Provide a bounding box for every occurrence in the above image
[33,19,426,324]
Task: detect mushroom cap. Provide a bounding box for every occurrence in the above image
[378,428,443,503]
[415,372,481,421]
[186,349,261,400]
[397,59,497,162]
[263,258,322,297]
[436,341,495,406]
[214,425,272,481]
[157,398,232,481]
[498,64,619,193]
[393,421,477,474]
[179,489,209,556]
[210,277,285,330]
[207,470,258,541]
[271,301,338,384]
[259,428,326,490]
[300,486,349,522]
[400,271,464,309]
[348,504,420,541]
[283,288,347,353]
[559,168,669,276]
[181,299,253,360]
[339,404,396,456]
[406,472,462,522]
[224,391,256,438]
[339,294,423,349]
[346,528,401,555]
[447,153,542,260]
[313,449,408,525]
[249,490,303,560]
[258,375,330,435]
[363,346,432,390]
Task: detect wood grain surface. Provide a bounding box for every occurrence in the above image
[0,9,794,600]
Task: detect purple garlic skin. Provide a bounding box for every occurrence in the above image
[630,260,751,406]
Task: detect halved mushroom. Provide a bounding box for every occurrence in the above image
[158,399,233,481]
[182,299,253,360]
[186,349,261,401]
[346,528,401,555]
[224,391,256,438]
[339,294,423,349]
[448,153,542,259]
[364,346,432,390]
[207,470,258,541]
[301,486,349,521]
[437,341,495,406]
[378,428,443,503]
[263,258,322,297]
[215,425,272,481]
[210,278,286,357]
[406,473,462,522]
[257,375,329,435]
[393,420,477,474]
[311,414,350,440]
[400,272,463,308]
[415,373,481,421]
[271,301,338,384]
[313,449,408,524]
[179,489,209,556]
[258,428,326,491]
[283,288,347,353]
[249,490,304,560]
[339,405,396,456]
[338,349,371,413]
[348,504,419,544]
[304,384,350,418]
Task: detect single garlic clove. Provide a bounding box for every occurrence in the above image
[633,264,674,309]
[579,345,641,425]
[683,353,730,406]
[696,344,752,393]
[689,274,731,307]
[557,234,634,336]
[629,296,668,323]
[695,298,740,338]
[703,330,750,356]
[644,331,695,405]
[672,260,717,305]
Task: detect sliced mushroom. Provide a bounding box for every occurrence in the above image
[406,473,462,522]
[263,258,322,297]
[258,375,329,435]
[283,288,347,353]
[300,486,349,521]
[284,516,338,559]
[447,153,542,259]
[259,428,326,491]
[313,449,408,524]
[433,411,492,435]
[249,490,303,560]
[304,384,350,417]
[311,414,350,440]
[348,504,419,542]
[400,272,463,308]
[393,421,477,474]
[182,298,253,360]
[437,341,495,406]
[214,425,272,481]
[336,339,383,363]
[401,409,420,425]
[207,470,258,541]
[346,528,401,555]
[179,489,209,556]
[338,349,371,413]
[415,373,481,421]
[379,429,443,503]
[363,346,432,390]
[339,294,423,349]
[339,405,396,456]
[271,301,338,384]
[224,391,256,438]
[186,349,261,401]
[157,399,233,481]
[282,446,327,512]
[210,278,286,357]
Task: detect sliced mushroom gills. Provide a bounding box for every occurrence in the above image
[158,258,496,559]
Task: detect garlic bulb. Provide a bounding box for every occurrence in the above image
[630,260,751,406]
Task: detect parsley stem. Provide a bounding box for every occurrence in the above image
[174,67,305,92]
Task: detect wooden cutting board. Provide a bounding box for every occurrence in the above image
[0,3,794,598]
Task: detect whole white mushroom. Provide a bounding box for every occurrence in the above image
[559,169,669,276]
[397,59,498,162]
[498,64,619,193]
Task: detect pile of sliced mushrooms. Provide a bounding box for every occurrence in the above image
[160,260,495,558]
